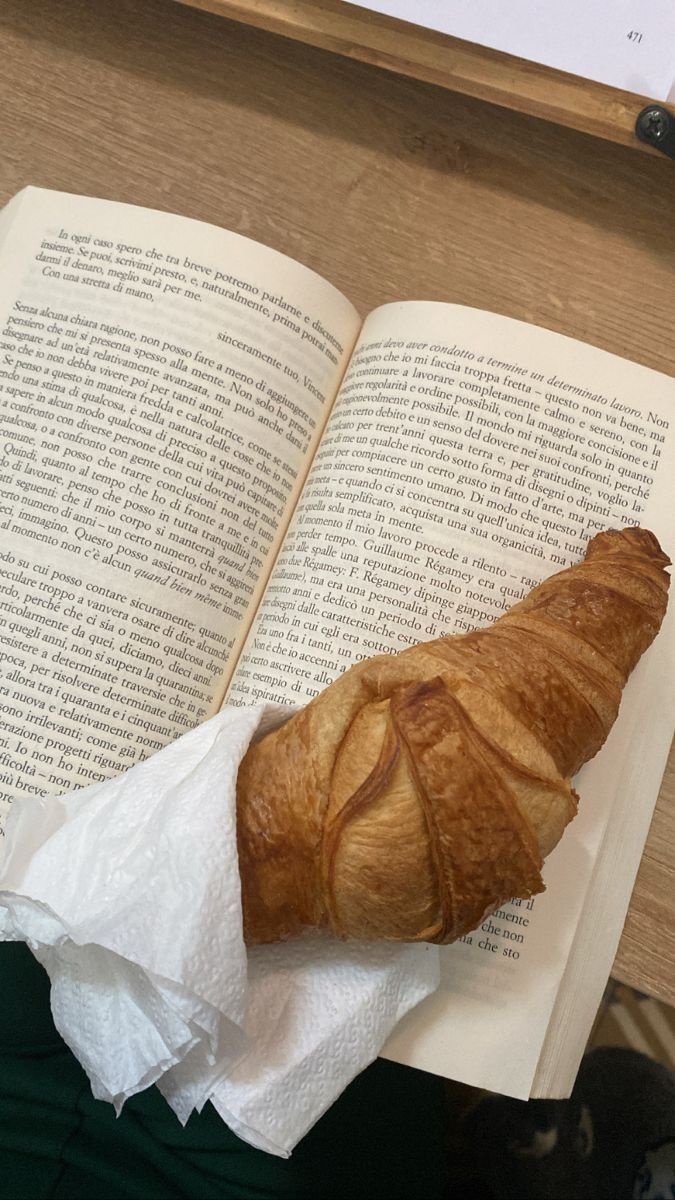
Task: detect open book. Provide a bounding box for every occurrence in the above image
[0,187,673,1102]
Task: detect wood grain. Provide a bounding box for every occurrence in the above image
[0,0,673,1003]
[175,0,675,151]
[613,763,675,1005]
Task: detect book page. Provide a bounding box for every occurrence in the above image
[0,188,359,831]
[229,301,675,1097]
[531,629,675,1098]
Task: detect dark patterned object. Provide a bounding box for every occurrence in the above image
[458,1047,675,1200]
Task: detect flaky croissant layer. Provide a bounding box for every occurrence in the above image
[236,528,670,945]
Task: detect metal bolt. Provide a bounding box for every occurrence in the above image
[635,105,672,146]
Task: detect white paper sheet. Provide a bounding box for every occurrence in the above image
[347,0,675,100]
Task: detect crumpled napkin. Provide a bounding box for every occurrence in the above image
[0,703,439,1157]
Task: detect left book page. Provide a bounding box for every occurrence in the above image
[0,187,360,831]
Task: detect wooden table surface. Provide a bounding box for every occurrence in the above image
[177,0,675,150]
[0,0,673,1003]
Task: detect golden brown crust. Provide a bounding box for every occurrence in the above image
[236,528,670,945]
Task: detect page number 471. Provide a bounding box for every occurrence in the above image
[627,30,643,43]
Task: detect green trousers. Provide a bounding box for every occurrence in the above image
[0,943,448,1198]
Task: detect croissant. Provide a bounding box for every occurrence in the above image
[236,528,670,946]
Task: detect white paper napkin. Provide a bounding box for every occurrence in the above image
[0,703,439,1157]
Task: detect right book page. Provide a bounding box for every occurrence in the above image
[228,302,675,1098]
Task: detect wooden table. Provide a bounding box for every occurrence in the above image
[0,0,673,1003]
[178,0,675,150]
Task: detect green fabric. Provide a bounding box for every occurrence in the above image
[0,943,448,1198]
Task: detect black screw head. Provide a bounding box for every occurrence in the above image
[636,105,673,145]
